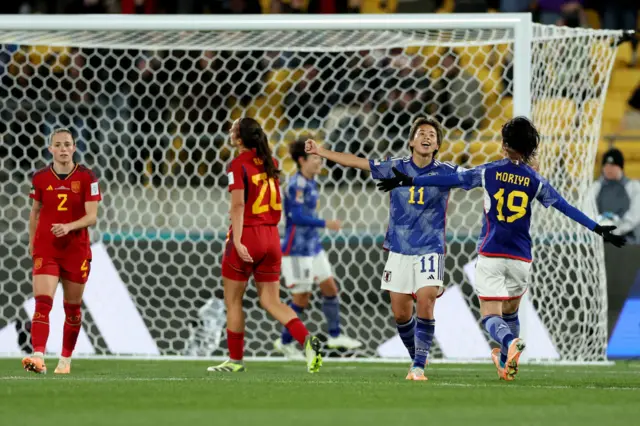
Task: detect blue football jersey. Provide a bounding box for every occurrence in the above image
[282,172,324,256]
[369,157,459,256]
[413,158,598,262]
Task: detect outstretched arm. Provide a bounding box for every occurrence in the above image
[305,139,370,171]
[413,172,475,189]
[550,197,598,231]
[539,183,626,247]
[377,167,481,192]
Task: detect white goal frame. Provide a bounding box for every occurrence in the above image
[0,13,533,118]
[0,13,620,365]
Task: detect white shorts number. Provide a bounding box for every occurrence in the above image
[282,251,334,294]
[474,255,531,300]
[381,252,444,295]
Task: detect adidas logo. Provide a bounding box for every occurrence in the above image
[428,275,434,280]
[47,185,53,191]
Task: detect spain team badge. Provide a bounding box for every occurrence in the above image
[71,181,81,193]
[34,258,42,270]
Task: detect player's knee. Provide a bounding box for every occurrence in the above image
[63,302,82,326]
[33,295,53,322]
[415,290,437,318]
[292,292,311,308]
[319,278,338,297]
[258,292,280,312]
[391,302,413,324]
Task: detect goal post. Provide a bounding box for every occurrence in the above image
[0,14,622,362]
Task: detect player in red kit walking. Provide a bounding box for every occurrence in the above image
[207,118,322,373]
[22,128,101,375]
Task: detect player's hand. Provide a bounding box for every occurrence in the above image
[376,167,413,192]
[305,139,323,156]
[234,242,254,263]
[326,220,341,231]
[51,223,72,238]
[594,225,626,248]
[28,241,34,257]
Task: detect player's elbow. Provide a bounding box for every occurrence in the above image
[231,201,245,214]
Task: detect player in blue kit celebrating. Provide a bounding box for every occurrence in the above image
[306,116,460,380]
[377,116,625,380]
[275,140,363,359]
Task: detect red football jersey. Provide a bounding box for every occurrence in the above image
[30,164,102,259]
[227,150,282,227]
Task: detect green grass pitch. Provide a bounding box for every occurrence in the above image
[1,359,639,426]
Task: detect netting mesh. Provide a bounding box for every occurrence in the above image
[0,22,621,360]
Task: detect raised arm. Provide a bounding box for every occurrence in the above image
[305,139,370,171]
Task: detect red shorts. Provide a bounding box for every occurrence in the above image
[32,255,91,284]
[221,226,281,283]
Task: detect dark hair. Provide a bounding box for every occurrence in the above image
[289,139,308,169]
[238,117,280,179]
[408,116,443,157]
[48,127,75,145]
[501,116,539,163]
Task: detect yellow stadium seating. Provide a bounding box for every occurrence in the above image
[532,98,577,137]
[438,140,466,165]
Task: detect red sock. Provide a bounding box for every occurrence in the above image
[227,329,244,361]
[61,302,82,358]
[285,318,309,346]
[31,295,53,354]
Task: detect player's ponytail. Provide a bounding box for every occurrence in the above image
[238,117,280,180]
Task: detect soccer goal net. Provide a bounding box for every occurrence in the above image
[0,15,622,362]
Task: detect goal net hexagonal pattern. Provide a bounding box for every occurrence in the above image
[0,16,622,361]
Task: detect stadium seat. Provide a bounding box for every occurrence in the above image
[532,98,577,137]
[230,96,285,132]
[438,140,466,165]
[487,96,513,121]
[456,45,493,69]
[468,141,503,167]
[265,68,305,95]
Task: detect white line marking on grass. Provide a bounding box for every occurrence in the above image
[1,376,639,391]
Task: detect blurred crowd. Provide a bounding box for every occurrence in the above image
[0,0,638,189]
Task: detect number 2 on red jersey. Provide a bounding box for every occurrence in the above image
[251,173,281,214]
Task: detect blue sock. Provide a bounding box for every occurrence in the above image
[502,310,520,366]
[482,315,514,368]
[322,296,341,338]
[281,302,304,345]
[413,318,435,369]
[396,317,416,360]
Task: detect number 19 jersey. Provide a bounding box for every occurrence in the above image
[226,149,282,227]
[454,159,561,262]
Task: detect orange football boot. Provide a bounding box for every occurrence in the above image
[491,348,512,381]
[505,338,526,379]
[22,356,47,374]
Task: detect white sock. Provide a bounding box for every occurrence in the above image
[33,351,44,358]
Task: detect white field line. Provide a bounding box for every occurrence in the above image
[1,375,639,391]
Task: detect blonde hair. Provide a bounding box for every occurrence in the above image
[48,128,75,145]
